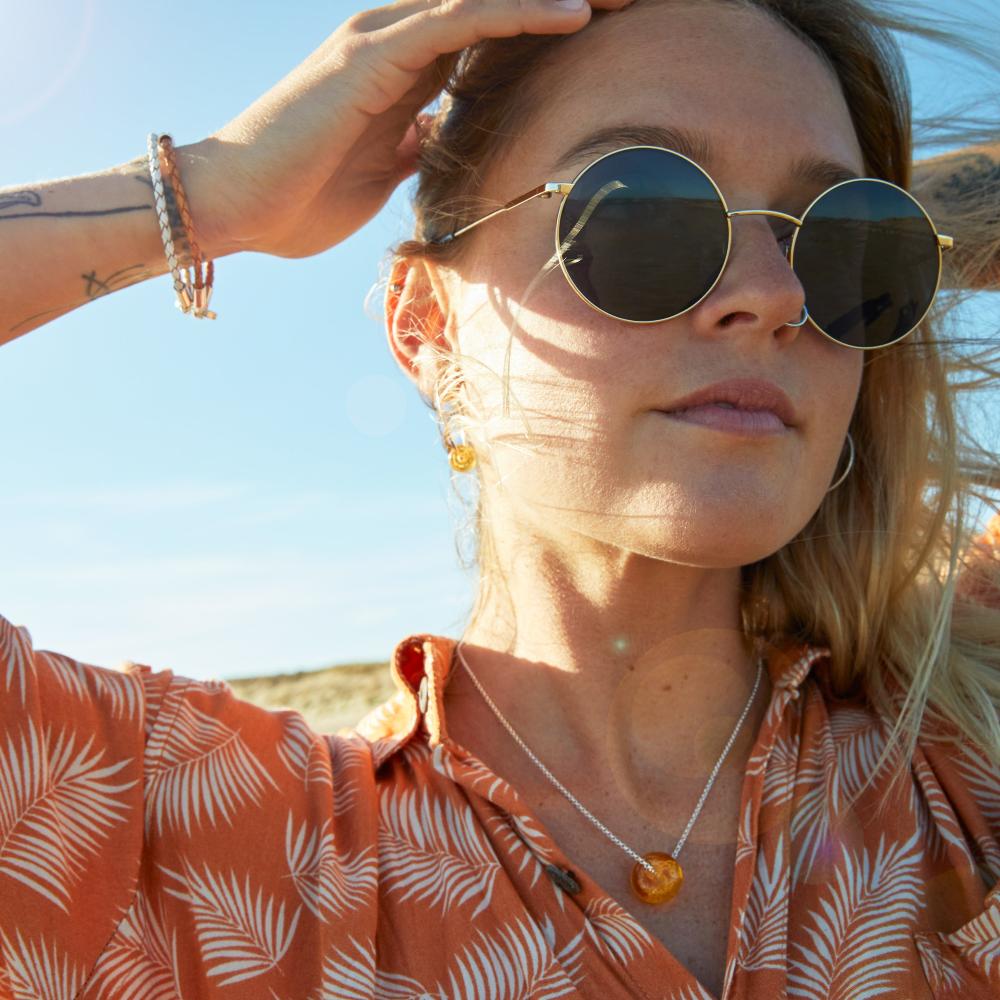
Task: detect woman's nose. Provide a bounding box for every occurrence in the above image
[691,214,807,334]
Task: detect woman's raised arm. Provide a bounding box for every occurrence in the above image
[0,144,225,344]
[0,0,635,345]
[913,141,1000,290]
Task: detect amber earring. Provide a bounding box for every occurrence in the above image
[438,384,476,473]
[446,436,477,473]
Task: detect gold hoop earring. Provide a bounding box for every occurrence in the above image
[826,432,855,493]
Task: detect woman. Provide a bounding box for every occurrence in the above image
[2,1,999,997]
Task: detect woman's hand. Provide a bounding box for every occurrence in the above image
[192,0,634,259]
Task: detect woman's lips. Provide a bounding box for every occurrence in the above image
[659,404,789,435]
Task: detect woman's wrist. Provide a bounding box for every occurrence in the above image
[167,136,246,263]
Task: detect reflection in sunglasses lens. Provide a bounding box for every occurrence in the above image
[793,181,940,348]
[558,148,729,323]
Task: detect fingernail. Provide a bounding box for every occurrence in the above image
[551,0,586,9]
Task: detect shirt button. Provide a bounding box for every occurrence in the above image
[545,864,581,895]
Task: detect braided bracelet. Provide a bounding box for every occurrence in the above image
[146,132,217,319]
[159,135,216,319]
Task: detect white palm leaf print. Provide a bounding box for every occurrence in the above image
[430,742,509,802]
[953,742,1000,885]
[37,649,143,723]
[735,797,756,866]
[305,935,379,1000]
[737,832,790,972]
[378,784,502,919]
[943,901,1000,980]
[910,755,976,873]
[285,812,378,921]
[399,739,435,772]
[0,926,90,1000]
[144,690,282,837]
[0,615,34,705]
[955,743,1000,829]
[442,915,578,1000]
[158,854,303,988]
[829,708,894,802]
[974,833,1000,887]
[787,828,925,1000]
[583,896,655,965]
[126,664,170,744]
[85,884,183,999]
[483,812,573,915]
[330,736,372,818]
[792,703,890,888]
[666,984,716,1000]
[275,713,334,789]
[761,729,798,808]
[913,932,965,993]
[550,924,587,991]
[789,718,838,888]
[371,965,444,999]
[0,717,137,911]
[744,734,774,781]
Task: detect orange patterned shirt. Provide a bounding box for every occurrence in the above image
[2,548,999,999]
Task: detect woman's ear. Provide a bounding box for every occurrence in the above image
[384,257,455,400]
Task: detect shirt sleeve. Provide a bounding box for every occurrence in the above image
[0,612,157,998]
[0,612,384,999]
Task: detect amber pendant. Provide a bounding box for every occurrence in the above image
[630,851,684,904]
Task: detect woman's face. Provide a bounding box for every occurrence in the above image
[404,0,867,570]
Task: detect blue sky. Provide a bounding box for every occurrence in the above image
[2,1,998,681]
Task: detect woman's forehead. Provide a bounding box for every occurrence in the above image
[517,2,863,178]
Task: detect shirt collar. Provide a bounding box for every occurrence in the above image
[353,632,831,769]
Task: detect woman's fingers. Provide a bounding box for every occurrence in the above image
[201,0,638,258]
[356,0,635,82]
[352,0,634,36]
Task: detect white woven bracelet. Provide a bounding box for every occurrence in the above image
[146,132,194,314]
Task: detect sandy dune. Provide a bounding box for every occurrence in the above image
[225,658,396,735]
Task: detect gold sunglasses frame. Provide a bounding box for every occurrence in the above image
[430,145,955,350]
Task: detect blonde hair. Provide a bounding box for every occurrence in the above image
[380,0,1000,807]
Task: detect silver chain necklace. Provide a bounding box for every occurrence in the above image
[454,640,764,905]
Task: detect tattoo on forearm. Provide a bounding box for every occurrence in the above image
[0,190,41,210]
[924,152,1000,219]
[81,263,151,300]
[8,306,68,334]
[0,188,151,221]
[7,262,154,335]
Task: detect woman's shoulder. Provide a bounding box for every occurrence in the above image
[0,611,393,996]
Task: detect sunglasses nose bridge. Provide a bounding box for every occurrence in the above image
[726,208,804,262]
[726,208,804,225]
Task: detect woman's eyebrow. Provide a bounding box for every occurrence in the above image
[549,122,862,188]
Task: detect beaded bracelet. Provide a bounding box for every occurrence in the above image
[146,132,217,320]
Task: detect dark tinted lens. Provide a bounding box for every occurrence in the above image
[557,147,730,323]
[793,180,941,348]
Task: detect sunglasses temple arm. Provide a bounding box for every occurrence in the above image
[433,182,572,245]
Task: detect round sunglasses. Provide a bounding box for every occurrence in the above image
[429,145,955,350]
